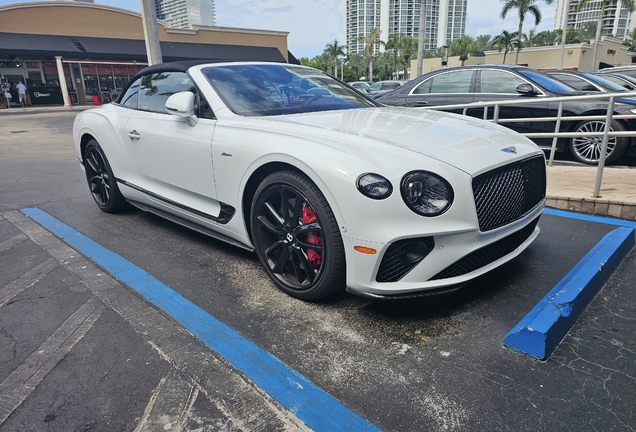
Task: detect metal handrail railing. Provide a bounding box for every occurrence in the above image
[423,90,636,197]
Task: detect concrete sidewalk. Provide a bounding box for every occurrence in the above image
[546,163,636,221]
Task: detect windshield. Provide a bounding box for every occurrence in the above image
[518,70,577,93]
[202,64,378,116]
[583,73,628,92]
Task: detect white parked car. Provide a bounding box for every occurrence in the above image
[73,61,546,301]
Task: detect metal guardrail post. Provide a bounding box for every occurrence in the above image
[483,106,488,120]
[593,96,615,198]
[548,101,563,167]
[493,104,500,124]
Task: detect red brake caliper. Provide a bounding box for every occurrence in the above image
[301,204,322,268]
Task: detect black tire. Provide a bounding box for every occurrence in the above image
[250,171,345,300]
[569,119,630,165]
[84,139,127,213]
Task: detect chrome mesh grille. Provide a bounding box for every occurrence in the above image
[472,156,546,232]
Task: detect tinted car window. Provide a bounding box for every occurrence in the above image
[120,78,140,109]
[584,74,628,91]
[139,72,197,114]
[548,73,590,91]
[518,70,575,93]
[381,82,401,90]
[414,70,473,94]
[479,70,526,93]
[202,64,376,116]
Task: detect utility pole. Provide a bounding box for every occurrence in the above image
[140,0,163,65]
[558,0,570,70]
[416,0,426,77]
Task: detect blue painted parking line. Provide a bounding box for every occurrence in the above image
[544,208,636,228]
[504,226,635,360]
[21,208,381,432]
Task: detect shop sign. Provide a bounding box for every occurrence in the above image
[28,86,63,105]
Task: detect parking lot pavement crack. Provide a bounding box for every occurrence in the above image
[0,329,18,363]
[0,233,28,254]
[0,257,58,308]
[580,395,635,432]
[0,296,105,425]
[564,345,636,385]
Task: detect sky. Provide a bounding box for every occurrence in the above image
[0,0,556,58]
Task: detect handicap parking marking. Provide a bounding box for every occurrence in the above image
[506,208,636,360]
[544,208,636,228]
[20,208,381,432]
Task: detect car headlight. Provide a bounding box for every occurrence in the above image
[401,171,454,216]
[356,173,393,200]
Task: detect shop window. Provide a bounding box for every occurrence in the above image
[82,64,99,102]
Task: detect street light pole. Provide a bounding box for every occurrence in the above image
[558,0,570,70]
[140,0,163,65]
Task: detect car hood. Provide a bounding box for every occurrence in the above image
[258,106,541,174]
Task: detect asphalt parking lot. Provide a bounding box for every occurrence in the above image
[1,111,635,431]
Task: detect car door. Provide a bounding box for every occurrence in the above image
[123,71,221,218]
[406,69,475,110]
[474,69,548,138]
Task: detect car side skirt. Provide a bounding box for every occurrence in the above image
[116,178,236,224]
[127,199,254,252]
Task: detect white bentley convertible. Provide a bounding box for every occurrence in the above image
[73,61,546,300]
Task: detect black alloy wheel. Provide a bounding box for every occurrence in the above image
[84,140,127,213]
[251,171,345,300]
[570,120,630,165]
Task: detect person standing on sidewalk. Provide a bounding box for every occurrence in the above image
[16,81,27,107]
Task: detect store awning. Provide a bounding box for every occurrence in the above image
[0,32,287,63]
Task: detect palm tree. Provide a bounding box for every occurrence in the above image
[500,0,554,64]
[492,30,518,64]
[388,33,418,79]
[579,21,598,43]
[577,0,635,70]
[535,29,561,46]
[324,39,346,76]
[475,34,493,52]
[450,35,476,66]
[356,28,385,81]
[623,28,636,52]
[521,28,539,47]
[347,54,366,80]
[565,27,583,44]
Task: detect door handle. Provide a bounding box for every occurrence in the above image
[127,130,141,141]
[415,101,429,106]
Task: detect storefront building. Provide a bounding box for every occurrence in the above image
[0,2,295,106]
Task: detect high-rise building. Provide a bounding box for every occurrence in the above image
[345,0,467,55]
[154,0,216,29]
[553,0,635,40]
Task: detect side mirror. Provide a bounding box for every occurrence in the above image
[516,83,537,95]
[166,91,198,127]
[581,84,599,92]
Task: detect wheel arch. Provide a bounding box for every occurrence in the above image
[79,132,97,165]
[241,161,311,242]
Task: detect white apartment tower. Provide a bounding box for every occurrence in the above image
[345,0,467,55]
[553,0,635,39]
[154,0,216,29]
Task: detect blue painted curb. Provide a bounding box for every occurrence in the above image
[504,227,635,360]
[21,208,381,432]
